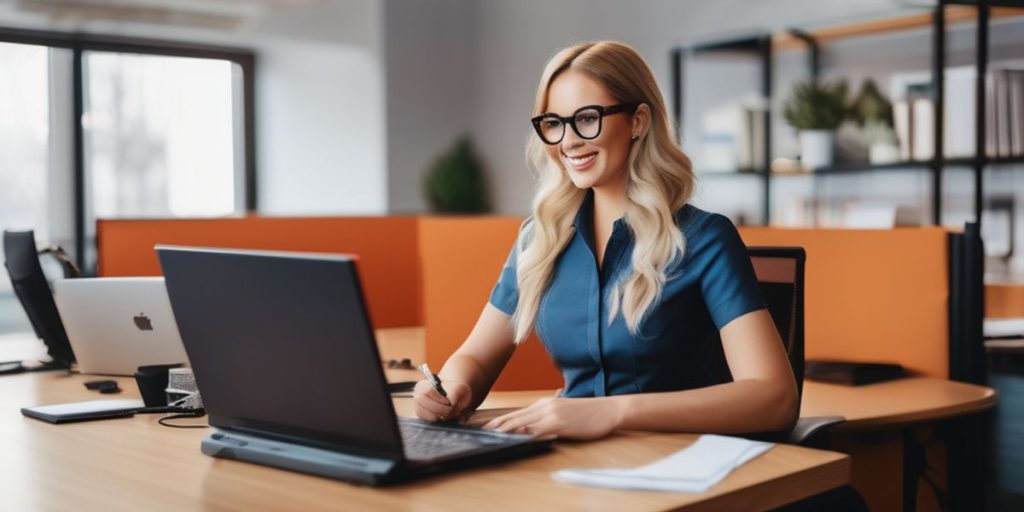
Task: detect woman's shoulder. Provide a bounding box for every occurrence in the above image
[675,203,737,240]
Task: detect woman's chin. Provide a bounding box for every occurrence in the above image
[567,170,599,190]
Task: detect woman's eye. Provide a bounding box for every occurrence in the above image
[577,114,598,124]
[543,120,562,129]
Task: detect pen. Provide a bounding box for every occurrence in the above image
[419,363,450,403]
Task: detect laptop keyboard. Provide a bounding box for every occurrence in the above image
[398,417,511,461]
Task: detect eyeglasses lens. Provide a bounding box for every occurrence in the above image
[574,109,601,138]
[540,118,564,144]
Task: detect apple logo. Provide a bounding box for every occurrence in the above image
[133,313,153,331]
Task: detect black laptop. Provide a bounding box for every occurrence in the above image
[156,246,551,485]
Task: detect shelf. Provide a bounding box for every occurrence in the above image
[773,5,1024,51]
[769,156,1024,176]
[699,169,766,177]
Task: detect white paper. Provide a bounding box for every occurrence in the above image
[552,434,773,493]
[27,399,145,415]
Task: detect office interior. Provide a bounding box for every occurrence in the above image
[0,0,1022,510]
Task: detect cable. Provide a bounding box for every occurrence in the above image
[157,409,207,429]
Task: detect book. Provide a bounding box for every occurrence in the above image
[912,97,934,161]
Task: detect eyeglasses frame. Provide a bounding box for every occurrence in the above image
[530,102,641,145]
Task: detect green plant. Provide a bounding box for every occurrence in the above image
[782,79,849,131]
[421,136,491,213]
[849,78,893,126]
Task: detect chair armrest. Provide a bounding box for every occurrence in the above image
[788,416,846,447]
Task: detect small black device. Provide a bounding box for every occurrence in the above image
[84,379,122,394]
[2,230,76,373]
[805,360,906,386]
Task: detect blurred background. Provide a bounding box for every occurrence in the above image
[2,0,1023,324]
[1,1,1023,508]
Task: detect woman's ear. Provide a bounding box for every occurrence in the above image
[632,103,652,139]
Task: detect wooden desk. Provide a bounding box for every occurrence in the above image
[0,371,848,511]
[801,377,995,512]
[372,328,998,512]
[801,377,996,431]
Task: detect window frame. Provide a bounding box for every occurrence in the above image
[0,26,256,271]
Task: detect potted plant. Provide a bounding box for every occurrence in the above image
[783,79,848,170]
[421,136,491,213]
[849,79,899,165]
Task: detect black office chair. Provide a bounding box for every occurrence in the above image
[748,247,867,512]
[1,230,80,374]
[744,246,844,447]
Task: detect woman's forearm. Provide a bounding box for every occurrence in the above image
[610,378,798,434]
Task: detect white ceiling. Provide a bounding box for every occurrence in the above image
[2,0,321,31]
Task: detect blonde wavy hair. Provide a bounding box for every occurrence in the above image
[512,41,696,343]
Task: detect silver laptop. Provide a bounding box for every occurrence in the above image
[53,277,190,375]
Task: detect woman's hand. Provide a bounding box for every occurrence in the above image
[413,379,473,422]
[482,396,624,441]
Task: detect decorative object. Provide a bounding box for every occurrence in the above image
[783,79,848,169]
[421,136,491,213]
[861,120,901,164]
[849,79,893,127]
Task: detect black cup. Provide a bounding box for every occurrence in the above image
[134,363,185,407]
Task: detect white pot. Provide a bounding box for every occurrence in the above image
[869,142,900,165]
[798,130,834,170]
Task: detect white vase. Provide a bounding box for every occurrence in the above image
[798,130,834,170]
[869,142,900,165]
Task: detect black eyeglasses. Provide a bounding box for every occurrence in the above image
[531,102,640,145]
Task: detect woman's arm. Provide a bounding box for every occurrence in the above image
[484,309,798,439]
[413,303,517,422]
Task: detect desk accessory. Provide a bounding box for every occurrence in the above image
[84,379,121,394]
[166,368,202,409]
[805,360,906,385]
[21,399,145,424]
[134,363,183,407]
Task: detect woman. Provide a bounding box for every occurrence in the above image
[413,41,797,440]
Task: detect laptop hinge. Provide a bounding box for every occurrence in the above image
[202,430,400,485]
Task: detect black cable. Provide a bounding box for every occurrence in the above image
[157,409,207,429]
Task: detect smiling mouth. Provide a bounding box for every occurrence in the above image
[562,152,597,167]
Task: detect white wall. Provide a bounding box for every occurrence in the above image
[383,0,477,214]
[466,0,908,215]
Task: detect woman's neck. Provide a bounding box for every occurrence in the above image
[592,182,629,226]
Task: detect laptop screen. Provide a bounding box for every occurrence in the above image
[157,246,404,460]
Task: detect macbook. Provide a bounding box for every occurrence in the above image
[156,246,551,485]
[53,277,189,375]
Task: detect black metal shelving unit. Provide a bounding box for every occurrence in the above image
[671,0,1024,227]
[673,34,773,223]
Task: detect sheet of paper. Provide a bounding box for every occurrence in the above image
[552,434,773,493]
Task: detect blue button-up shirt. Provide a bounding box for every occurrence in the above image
[489,192,765,397]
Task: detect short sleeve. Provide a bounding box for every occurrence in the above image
[697,215,765,329]
[488,243,518,316]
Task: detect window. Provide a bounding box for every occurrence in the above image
[0,28,255,337]
[0,42,59,335]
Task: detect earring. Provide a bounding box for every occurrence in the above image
[631,134,639,141]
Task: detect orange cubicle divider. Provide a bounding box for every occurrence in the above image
[96,217,422,329]
[740,227,950,379]
[418,217,563,391]
[418,221,952,389]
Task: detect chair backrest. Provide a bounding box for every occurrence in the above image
[3,230,76,365]
[747,246,806,400]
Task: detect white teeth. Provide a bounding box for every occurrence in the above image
[565,153,596,166]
